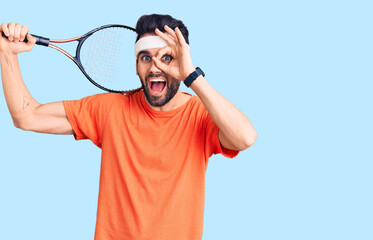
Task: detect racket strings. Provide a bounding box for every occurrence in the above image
[82,29,119,82]
[79,27,138,92]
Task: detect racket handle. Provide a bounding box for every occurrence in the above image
[1,32,50,47]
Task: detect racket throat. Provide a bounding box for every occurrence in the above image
[49,44,75,61]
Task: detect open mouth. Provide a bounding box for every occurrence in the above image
[148,79,166,94]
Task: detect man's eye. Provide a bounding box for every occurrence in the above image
[141,55,151,61]
[162,55,173,62]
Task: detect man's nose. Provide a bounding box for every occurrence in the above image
[149,57,161,73]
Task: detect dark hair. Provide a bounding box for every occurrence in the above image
[135,14,189,44]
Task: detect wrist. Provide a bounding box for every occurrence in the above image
[184,67,205,88]
[0,51,17,62]
[0,52,17,63]
[183,66,196,80]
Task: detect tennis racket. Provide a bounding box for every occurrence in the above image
[2,24,138,92]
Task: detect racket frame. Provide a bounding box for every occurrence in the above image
[33,24,137,92]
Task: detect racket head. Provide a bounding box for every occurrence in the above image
[75,25,139,93]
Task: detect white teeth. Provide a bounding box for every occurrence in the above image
[149,79,166,82]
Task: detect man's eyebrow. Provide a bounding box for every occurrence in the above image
[137,50,150,58]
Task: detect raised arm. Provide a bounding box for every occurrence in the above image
[152,26,257,151]
[0,23,73,134]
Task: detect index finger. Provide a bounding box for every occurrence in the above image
[164,25,177,40]
[1,23,9,36]
[156,45,172,59]
[155,28,176,47]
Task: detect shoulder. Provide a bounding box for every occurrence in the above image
[187,94,206,112]
[76,90,144,107]
[64,92,128,113]
[81,92,131,105]
[66,92,124,102]
[90,92,126,101]
[182,93,211,123]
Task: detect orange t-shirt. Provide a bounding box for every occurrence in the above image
[63,91,239,240]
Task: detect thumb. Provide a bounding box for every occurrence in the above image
[25,33,36,51]
[26,33,36,44]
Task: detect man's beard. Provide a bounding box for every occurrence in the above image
[140,72,180,107]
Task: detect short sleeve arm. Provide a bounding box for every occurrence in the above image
[63,93,117,147]
[204,111,239,159]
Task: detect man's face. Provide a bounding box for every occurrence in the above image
[136,38,180,107]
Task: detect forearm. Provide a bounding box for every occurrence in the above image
[190,76,257,151]
[150,26,257,150]
[1,53,40,126]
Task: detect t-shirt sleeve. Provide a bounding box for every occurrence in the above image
[63,93,117,147]
[203,111,240,159]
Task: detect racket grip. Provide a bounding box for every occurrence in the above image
[25,34,50,47]
[1,32,50,47]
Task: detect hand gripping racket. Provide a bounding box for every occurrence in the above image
[3,24,138,92]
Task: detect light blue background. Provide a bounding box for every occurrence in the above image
[0,0,372,239]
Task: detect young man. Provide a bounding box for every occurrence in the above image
[0,14,256,240]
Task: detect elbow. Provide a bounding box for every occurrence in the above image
[13,119,28,130]
[12,115,33,131]
[220,129,257,151]
[12,115,24,129]
[11,104,41,131]
[239,130,257,151]
[13,120,22,129]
